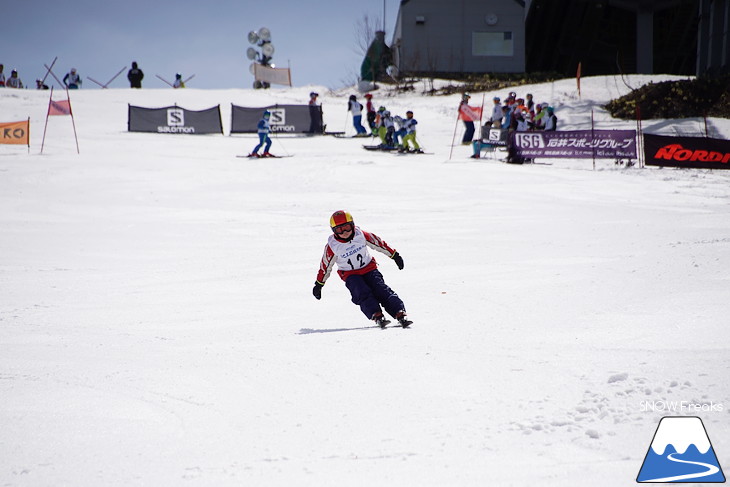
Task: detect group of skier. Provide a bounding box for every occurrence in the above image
[248,92,424,157]
[462,91,558,159]
[350,93,422,153]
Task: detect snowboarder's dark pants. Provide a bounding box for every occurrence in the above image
[345,269,405,320]
[462,121,475,143]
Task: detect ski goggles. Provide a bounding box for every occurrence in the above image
[333,223,354,235]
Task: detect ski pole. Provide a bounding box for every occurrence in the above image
[448,106,461,160]
[273,131,289,156]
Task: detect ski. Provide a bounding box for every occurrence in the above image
[362,145,399,151]
[335,133,371,139]
[395,150,432,155]
[383,321,412,329]
[236,154,293,159]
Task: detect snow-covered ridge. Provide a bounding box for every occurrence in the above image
[650,417,712,455]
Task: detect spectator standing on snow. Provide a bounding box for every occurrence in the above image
[347,95,367,136]
[364,93,377,134]
[6,69,23,88]
[0,64,5,87]
[63,68,82,89]
[127,61,144,88]
[490,96,503,125]
[458,93,480,144]
[308,92,323,134]
[543,107,558,131]
[313,210,411,329]
[173,73,185,89]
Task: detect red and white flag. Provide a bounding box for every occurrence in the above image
[48,99,72,116]
[458,104,482,122]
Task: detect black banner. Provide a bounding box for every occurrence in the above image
[128,105,223,134]
[644,134,730,170]
[230,104,322,134]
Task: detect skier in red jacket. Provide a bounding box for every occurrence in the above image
[313,210,411,328]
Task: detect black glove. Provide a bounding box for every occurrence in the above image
[312,282,323,300]
[392,252,404,270]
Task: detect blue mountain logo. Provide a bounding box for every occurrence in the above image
[637,416,726,483]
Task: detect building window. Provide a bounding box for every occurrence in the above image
[472,32,513,56]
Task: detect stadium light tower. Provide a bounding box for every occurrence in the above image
[247,27,275,89]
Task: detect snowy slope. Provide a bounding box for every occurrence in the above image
[1,76,729,487]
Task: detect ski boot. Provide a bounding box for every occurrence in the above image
[373,312,391,329]
[262,152,274,158]
[395,311,412,328]
[248,152,260,158]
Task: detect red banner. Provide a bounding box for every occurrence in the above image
[459,104,482,121]
[48,99,72,116]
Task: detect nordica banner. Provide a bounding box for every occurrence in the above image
[512,130,637,158]
[128,105,223,134]
[230,104,322,134]
[644,134,730,170]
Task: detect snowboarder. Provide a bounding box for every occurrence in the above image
[313,210,411,328]
[248,110,274,157]
[347,95,368,136]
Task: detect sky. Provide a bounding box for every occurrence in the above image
[2,0,399,90]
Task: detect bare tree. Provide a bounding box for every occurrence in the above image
[353,14,383,57]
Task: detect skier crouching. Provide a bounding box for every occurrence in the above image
[313,210,412,328]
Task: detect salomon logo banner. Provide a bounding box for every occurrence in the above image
[128,105,223,134]
[637,416,725,483]
[230,104,318,134]
[644,134,730,170]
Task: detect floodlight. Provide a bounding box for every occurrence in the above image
[262,43,275,57]
[258,27,271,42]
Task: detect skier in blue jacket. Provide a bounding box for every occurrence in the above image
[248,110,274,157]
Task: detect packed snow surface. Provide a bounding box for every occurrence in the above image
[1,75,729,486]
